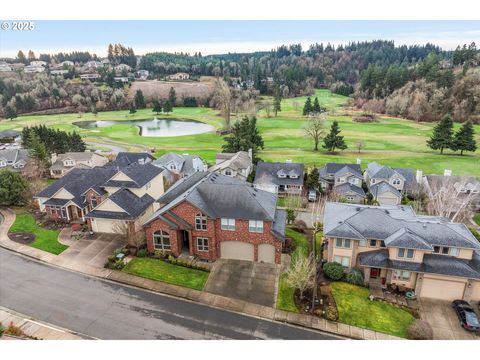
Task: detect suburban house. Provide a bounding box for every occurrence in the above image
[0,130,21,143]
[84,60,103,69]
[364,162,416,205]
[253,161,304,195]
[110,152,155,168]
[114,64,132,73]
[208,150,253,180]
[24,64,45,73]
[136,70,149,80]
[80,73,101,81]
[168,72,190,80]
[423,174,480,212]
[37,162,166,234]
[0,149,28,171]
[143,172,286,264]
[318,163,365,203]
[0,62,12,72]
[152,152,206,181]
[323,202,480,301]
[49,152,109,178]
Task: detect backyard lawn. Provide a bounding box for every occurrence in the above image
[122,257,209,290]
[9,212,67,255]
[276,228,310,312]
[2,89,479,176]
[331,282,415,338]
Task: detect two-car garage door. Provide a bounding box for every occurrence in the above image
[90,218,126,234]
[220,241,276,263]
[420,277,466,301]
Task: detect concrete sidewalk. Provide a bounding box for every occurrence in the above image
[0,207,400,340]
[0,307,87,340]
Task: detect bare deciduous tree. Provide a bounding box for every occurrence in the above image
[304,114,326,151]
[286,253,316,300]
[423,177,479,223]
[355,140,366,153]
[112,221,146,249]
[212,78,232,129]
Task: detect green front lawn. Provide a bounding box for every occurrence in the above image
[474,213,480,227]
[9,212,67,255]
[122,257,209,290]
[286,227,309,260]
[331,282,415,338]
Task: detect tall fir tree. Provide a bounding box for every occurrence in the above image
[452,121,477,155]
[163,100,173,114]
[134,90,146,109]
[273,85,282,117]
[168,87,177,107]
[323,121,347,153]
[313,97,321,113]
[26,133,48,162]
[222,116,264,163]
[129,103,137,114]
[427,114,454,154]
[152,99,162,115]
[303,97,312,115]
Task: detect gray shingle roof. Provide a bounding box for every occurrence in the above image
[110,152,155,168]
[209,151,251,173]
[319,163,362,179]
[334,183,366,197]
[0,130,21,139]
[254,161,304,186]
[105,162,164,188]
[0,149,28,164]
[158,171,209,204]
[384,228,433,250]
[370,181,401,198]
[86,189,154,220]
[324,202,480,250]
[152,152,204,177]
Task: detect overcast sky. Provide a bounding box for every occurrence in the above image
[1,20,479,58]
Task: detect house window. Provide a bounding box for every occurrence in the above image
[392,270,411,281]
[196,237,209,252]
[249,220,264,233]
[397,248,414,259]
[225,170,232,176]
[153,231,171,250]
[195,213,207,230]
[359,238,367,247]
[335,238,351,249]
[91,197,98,208]
[450,247,459,256]
[64,160,75,166]
[434,246,457,256]
[221,218,235,231]
[60,207,67,219]
[392,179,401,185]
[369,239,377,247]
[346,196,354,202]
[371,179,376,184]
[333,256,350,268]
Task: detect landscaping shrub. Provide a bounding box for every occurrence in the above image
[5,322,24,337]
[345,268,364,286]
[407,319,433,340]
[325,305,339,321]
[113,260,125,270]
[323,262,345,281]
[153,250,168,259]
[292,219,307,233]
[0,322,4,337]
[137,249,147,258]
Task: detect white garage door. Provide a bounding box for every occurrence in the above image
[220,241,254,261]
[378,196,398,206]
[91,218,126,234]
[258,244,275,263]
[470,281,480,301]
[420,277,466,300]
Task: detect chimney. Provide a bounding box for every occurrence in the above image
[247,148,252,160]
[356,158,361,165]
[416,170,423,184]
[51,153,57,164]
[444,169,452,176]
[286,159,292,164]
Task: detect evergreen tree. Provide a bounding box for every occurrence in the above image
[5,105,17,120]
[452,121,477,155]
[129,103,137,114]
[0,169,29,206]
[222,116,264,163]
[302,97,312,115]
[323,121,347,153]
[427,115,454,154]
[306,167,320,191]
[168,87,177,107]
[313,97,321,113]
[134,90,146,109]
[27,132,48,162]
[273,85,282,117]
[17,50,27,64]
[163,100,173,114]
[152,99,162,115]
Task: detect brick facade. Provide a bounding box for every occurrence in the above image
[144,200,282,264]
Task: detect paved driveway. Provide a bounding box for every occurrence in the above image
[420,299,480,340]
[58,233,126,268]
[204,259,280,307]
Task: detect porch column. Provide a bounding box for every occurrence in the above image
[463,280,473,301]
[385,270,393,286]
[414,273,424,295]
[188,230,194,256]
[65,207,70,221]
[363,266,371,285]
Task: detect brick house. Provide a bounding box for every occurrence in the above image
[144,172,286,264]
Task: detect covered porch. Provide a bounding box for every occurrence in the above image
[45,198,87,222]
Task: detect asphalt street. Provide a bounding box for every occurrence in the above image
[0,248,339,340]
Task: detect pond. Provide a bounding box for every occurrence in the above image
[73,118,215,137]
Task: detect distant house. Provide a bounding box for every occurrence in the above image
[114,77,129,83]
[143,172,286,264]
[115,64,131,73]
[84,60,103,69]
[30,61,47,67]
[168,72,190,80]
[0,149,28,171]
[24,65,45,73]
[254,161,304,195]
[80,73,100,81]
[0,62,12,72]
[0,130,21,143]
[152,152,206,181]
[60,60,75,67]
[136,70,149,80]
[364,162,416,205]
[208,150,253,180]
[110,152,155,168]
[50,69,69,76]
[317,163,365,203]
[49,152,109,178]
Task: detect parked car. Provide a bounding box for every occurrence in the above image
[452,300,480,332]
[308,189,317,202]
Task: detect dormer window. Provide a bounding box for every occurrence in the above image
[433,246,458,256]
[392,179,401,185]
[195,213,207,230]
[397,248,414,259]
[371,179,376,184]
[277,170,287,178]
[64,159,75,167]
[91,197,98,208]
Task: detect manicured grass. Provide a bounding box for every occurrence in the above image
[277,197,287,207]
[276,273,298,313]
[331,282,415,338]
[3,89,479,175]
[9,212,67,255]
[474,213,480,227]
[286,227,309,260]
[122,257,209,290]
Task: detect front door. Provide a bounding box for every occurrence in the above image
[370,268,380,279]
[181,230,190,254]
